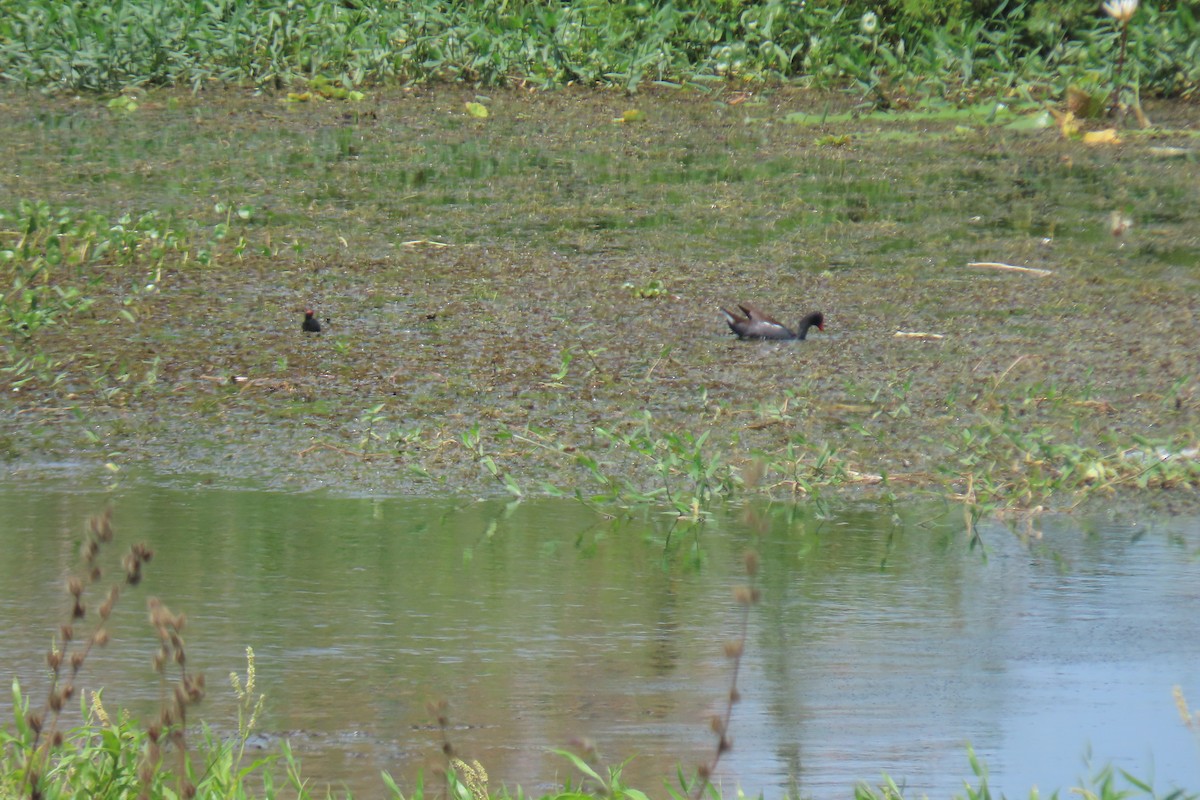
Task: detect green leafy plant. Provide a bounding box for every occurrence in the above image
[0,0,1196,100]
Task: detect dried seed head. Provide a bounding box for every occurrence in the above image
[709,715,725,735]
[729,687,741,703]
[125,562,142,586]
[48,692,63,712]
[47,649,62,670]
[723,640,744,658]
[70,652,85,672]
[442,741,455,757]
[92,629,110,647]
[91,509,114,542]
[718,735,732,754]
[89,566,102,582]
[26,712,43,733]
[67,577,84,597]
[72,599,86,619]
[60,624,74,643]
[733,586,752,605]
[743,550,760,577]
[51,730,64,748]
[697,764,711,780]
[182,781,196,799]
[186,673,206,702]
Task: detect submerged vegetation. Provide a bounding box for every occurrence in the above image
[1,85,1197,516]
[0,3,1196,516]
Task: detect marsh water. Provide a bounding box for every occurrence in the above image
[2,474,1198,798]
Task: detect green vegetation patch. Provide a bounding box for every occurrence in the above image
[1,86,1198,518]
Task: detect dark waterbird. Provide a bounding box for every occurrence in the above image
[302,309,322,333]
[721,303,824,340]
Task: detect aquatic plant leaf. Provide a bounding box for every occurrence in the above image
[106,95,138,112]
[1004,110,1054,130]
[1083,128,1121,145]
[1057,113,1081,137]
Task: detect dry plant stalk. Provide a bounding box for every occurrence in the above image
[692,550,761,800]
[21,507,156,800]
[140,596,206,800]
[18,506,205,800]
[967,261,1053,276]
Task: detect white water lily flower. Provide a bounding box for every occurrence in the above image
[1102,0,1138,24]
[860,11,879,34]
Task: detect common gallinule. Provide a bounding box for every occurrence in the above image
[721,303,824,340]
[302,309,322,333]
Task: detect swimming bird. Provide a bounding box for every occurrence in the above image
[721,303,824,340]
[302,309,322,333]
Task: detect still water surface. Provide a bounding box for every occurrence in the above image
[2,475,1198,798]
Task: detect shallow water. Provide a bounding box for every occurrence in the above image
[1,475,1198,798]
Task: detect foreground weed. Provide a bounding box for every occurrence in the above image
[552,748,648,800]
[184,648,275,799]
[10,507,147,798]
[0,506,213,800]
[690,550,761,800]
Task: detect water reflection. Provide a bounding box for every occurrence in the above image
[1,476,1197,798]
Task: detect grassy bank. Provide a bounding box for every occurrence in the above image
[0,0,1197,102]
